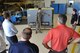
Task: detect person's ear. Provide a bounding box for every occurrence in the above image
[29,35,31,39]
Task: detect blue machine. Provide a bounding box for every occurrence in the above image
[51,4,59,14]
[51,4,66,14]
[10,11,24,23]
[10,15,22,23]
[58,4,67,14]
[10,15,16,23]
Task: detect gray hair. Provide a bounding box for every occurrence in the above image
[58,14,67,24]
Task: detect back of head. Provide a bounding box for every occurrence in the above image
[58,14,67,25]
[73,8,77,13]
[22,28,32,40]
[3,11,10,19]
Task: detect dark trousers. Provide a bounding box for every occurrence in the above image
[6,36,18,53]
[48,49,67,53]
[6,35,18,45]
[1,50,6,53]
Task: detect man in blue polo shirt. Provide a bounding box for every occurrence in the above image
[9,28,39,53]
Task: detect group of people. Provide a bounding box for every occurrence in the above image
[0,11,39,53]
[0,9,80,53]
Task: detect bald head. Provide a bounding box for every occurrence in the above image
[22,28,32,40]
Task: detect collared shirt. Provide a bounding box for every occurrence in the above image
[43,24,80,52]
[0,36,6,52]
[2,19,18,37]
[9,41,39,53]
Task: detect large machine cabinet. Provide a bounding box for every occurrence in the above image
[51,4,67,14]
[27,8,54,29]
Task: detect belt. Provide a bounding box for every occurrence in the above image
[49,48,67,53]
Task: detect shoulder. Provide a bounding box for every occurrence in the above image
[10,42,22,50]
[6,21,14,27]
[30,43,39,51]
[65,26,74,33]
[11,43,19,48]
[49,28,58,32]
[3,20,11,24]
[30,43,39,48]
[74,14,78,17]
[30,43,39,53]
[66,26,73,30]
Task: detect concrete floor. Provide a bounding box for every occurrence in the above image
[6,14,80,53]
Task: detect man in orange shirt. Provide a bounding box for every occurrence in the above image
[42,14,80,53]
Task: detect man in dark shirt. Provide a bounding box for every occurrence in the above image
[9,28,39,53]
[71,8,78,30]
